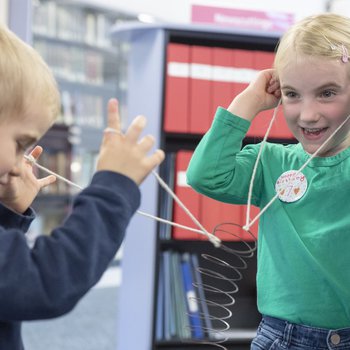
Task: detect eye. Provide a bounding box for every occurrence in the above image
[16,142,27,153]
[282,90,298,99]
[16,140,35,154]
[320,89,336,98]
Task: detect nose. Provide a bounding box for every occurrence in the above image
[0,173,9,183]
[299,99,321,124]
[9,167,21,177]
[9,161,22,177]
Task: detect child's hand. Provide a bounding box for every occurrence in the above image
[0,146,56,213]
[227,69,281,121]
[96,99,165,185]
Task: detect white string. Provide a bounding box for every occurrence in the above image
[245,99,281,228]
[24,154,221,248]
[24,155,83,191]
[152,170,220,247]
[243,111,350,231]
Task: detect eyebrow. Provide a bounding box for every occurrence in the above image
[281,82,342,91]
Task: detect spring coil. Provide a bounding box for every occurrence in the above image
[184,222,257,349]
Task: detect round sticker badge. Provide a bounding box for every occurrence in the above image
[275,170,308,203]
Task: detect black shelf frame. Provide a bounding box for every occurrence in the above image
[151,26,282,350]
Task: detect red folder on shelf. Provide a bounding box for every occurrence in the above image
[200,196,223,240]
[189,45,213,134]
[232,48,255,99]
[232,48,256,135]
[172,151,202,240]
[250,51,294,140]
[164,43,190,133]
[200,196,243,241]
[246,50,275,139]
[211,47,234,117]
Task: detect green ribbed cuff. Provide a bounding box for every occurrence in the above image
[214,107,251,133]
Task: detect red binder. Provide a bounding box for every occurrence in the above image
[189,45,213,134]
[232,49,255,99]
[246,50,275,139]
[250,51,294,140]
[201,196,243,241]
[172,151,203,240]
[164,43,190,133]
[211,47,234,117]
[200,196,222,240]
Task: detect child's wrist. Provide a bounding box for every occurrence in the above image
[227,92,262,121]
[0,199,30,215]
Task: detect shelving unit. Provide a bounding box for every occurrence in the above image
[8,0,138,233]
[112,22,289,350]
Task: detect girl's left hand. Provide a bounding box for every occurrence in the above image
[0,146,56,213]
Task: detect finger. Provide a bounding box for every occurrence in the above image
[274,89,282,99]
[145,149,165,169]
[105,98,121,133]
[37,175,56,189]
[125,115,147,144]
[29,146,43,161]
[137,134,155,153]
[267,79,280,94]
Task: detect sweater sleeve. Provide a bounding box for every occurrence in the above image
[0,170,140,321]
[187,107,263,205]
[0,204,35,231]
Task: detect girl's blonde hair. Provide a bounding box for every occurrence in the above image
[0,25,60,121]
[274,13,350,74]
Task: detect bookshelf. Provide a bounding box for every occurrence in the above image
[112,22,292,350]
[8,0,138,232]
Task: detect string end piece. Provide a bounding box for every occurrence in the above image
[242,224,250,231]
[208,234,222,248]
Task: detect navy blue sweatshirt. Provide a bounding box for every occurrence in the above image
[0,171,140,350]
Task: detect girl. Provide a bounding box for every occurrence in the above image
[187,13,350,349]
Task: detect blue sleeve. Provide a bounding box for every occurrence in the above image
[0,171,140,321]
[0,204,35,231]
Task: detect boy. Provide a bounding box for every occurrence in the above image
[0,24,164,349]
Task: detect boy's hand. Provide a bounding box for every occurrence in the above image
[0,146,56,214]
[96,99,165,185]
[227,69,281,121]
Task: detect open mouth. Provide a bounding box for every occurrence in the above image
[302,127,328,137]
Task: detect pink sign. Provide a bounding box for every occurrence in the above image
[191,5,294,33]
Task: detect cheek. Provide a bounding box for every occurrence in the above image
[330,105,350,120]
[0,145,17,177]
[282,104,299,127]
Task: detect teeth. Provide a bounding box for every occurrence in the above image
[304,128,323,132]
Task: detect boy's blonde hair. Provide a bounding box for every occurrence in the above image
[0,25,60,122]
[274,13,350,74]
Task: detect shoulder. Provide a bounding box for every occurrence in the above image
[242,141,299,160]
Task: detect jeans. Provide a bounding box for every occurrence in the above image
[251,316,350,349]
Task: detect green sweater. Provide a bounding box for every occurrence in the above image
[187,107,350,329]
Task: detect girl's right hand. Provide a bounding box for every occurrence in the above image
[227,69,281,122]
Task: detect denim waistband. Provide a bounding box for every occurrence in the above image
[261,316,350,349]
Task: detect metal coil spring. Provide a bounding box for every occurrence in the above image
[184,222,257,349]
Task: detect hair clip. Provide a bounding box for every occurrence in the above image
[329,43,349,63]
[341,44,349,63]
